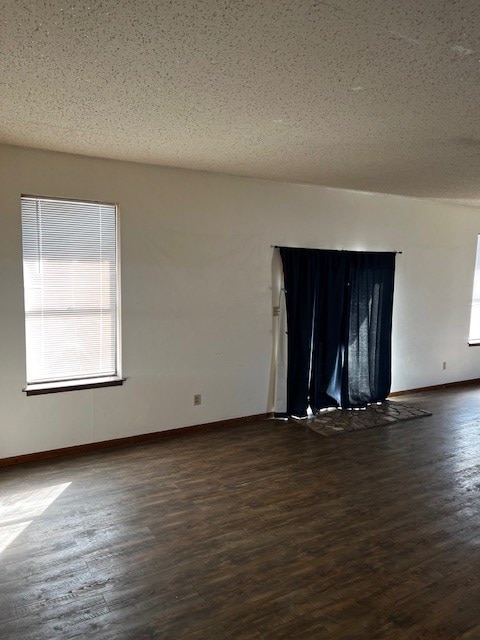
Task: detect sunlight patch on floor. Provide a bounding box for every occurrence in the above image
[0,482,71,554]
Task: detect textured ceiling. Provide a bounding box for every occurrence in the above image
[1,0,480,199]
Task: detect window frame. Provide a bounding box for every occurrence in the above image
[468,234,480,347]
[20,194,124,395]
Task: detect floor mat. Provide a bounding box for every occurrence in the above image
[294,400,432,436]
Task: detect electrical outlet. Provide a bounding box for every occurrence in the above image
[194,394,201,406]
[443,361,447,370]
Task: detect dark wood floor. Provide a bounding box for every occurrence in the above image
[2,388,480,639]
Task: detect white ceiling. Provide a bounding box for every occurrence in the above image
[2,0,480,199]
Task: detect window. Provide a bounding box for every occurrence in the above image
[21,196,122,393]
[469,235,480,345]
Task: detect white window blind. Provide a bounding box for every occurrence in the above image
[21,196,121,387]
[469,235,480,344]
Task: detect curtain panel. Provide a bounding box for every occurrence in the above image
[279,247,395,416]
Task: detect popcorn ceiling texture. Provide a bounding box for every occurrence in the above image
[1,0,480,199]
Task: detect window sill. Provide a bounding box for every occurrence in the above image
[468,341,480,347]
[23,376,125,396]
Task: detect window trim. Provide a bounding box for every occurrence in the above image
[468,234,480,346]
[23,376,126,396]
[21,194,123,394]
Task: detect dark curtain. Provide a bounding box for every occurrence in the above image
[309,251,348,412]
[280,248,318,417]
[343,252,395,407]
[280,247,395,416]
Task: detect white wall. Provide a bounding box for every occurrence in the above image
[1,144,479,458]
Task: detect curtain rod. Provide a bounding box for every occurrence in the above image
[271,245,403,254]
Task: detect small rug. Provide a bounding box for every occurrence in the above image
[294,400,431,436]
